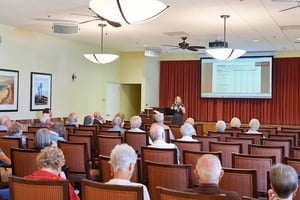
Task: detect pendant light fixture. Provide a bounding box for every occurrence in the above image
[205,15,246,61]
[84,24,119,64]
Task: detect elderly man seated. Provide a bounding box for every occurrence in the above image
[176,123,197,141]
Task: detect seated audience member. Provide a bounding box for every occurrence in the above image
[93,112,105,125]
[128,115,153,144]
[149,123,180,164]
[33,128,56,150]
[215,120,226,132]
[247,118,261,134]
[7,121,26,148]
[65,112,79,128]
[39,108,54,128]
[106,144,150,200]
[229,117,242,129]
[188,154,241,200]
[153,112,175,140]
[50,122,66,143]
[25,146,80,200]
[176,123,197,141]
[83,115,93,126]
[268,163,298,200]
[108,116,125,137]
[185,117,195,126]
[0,115,11,131]
[114,112,125,122]
[0,148,12,182]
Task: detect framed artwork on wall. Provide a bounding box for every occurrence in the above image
[30,72,52,111]
[0,69,19,111]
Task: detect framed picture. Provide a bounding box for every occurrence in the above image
[30,72,52,111]
[0,69,19,111]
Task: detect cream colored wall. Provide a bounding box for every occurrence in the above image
[0,24,120,123]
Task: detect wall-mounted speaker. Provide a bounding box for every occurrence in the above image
[52,23,79,34]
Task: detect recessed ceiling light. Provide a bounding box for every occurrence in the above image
[253,39,259,42]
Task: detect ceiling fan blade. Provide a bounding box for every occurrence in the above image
[70,13,97,18]
[89,7,121,28]
[279,5,300,12]
[79,19,99,24]
[188,45,206,49]
[162,44,179,47]
[187,47,200,51]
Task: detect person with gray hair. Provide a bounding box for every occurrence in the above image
[108,115,125,137]
[153,112,175,140]
[128,115,144,132]
[50,122,66,143]
[188,154,241,200]
[0,115,11,131]
[247,118,261,134]
[216,120,226,132]
[25,146,79,200]
[83,115,93,126]
[65,112,79,128]
[230,117,241,128]
[106,144,150,200]
[268,163,298,200]
[149,123,180,164]
[7,121,26,148]
[33,128,56,150]
[177,123,197,141]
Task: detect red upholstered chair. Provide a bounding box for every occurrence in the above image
[97,135,123,156]
[9,175,69,200]
[261,138,292,158]
[249,144,284,163]
[209,141,242,168]
[225,137,254,154]
[232,153,276,196]
[284,157,300,176]
[219,167,257,198]
[237,133,263,144]
[292,147,300,159]
[193,135,220,151]
[225,128,243,137]
[81,178,143,200]
[207,131,233,142]
[0,137,23,158]
[124,131,149,155]
[144,161,193,200]
[170,126,182,139]
[172,140,203,164]
[98,130,121,136]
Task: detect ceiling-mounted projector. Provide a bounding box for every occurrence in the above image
[52,23,79,34]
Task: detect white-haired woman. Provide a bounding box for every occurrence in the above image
[247,118,261,134]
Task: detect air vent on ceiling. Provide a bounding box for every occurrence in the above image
[52,23,79,34]
[163,31,189,37]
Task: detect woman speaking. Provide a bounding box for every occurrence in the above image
[171,96,185,125]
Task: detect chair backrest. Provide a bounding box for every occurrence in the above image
[0,137,22,158]
[208,131,233,142]
[284,157,300,176]
[172,140,203,164]
[225,128,243,137]
[98,130,121,136]
[68,133,94,160]
[249,144,284,163]
[156,186,226,200]
[11,148,40,177]
[64,124,76,134]
[193,135,220,151]
[57,141,90,178]
[209,141,242,168]
[22,131,35,139]
[98,155,140,183]
[81,178,143,200]
[269,133,296,146]
[292,147,300,159]
[124,131,149,155]
[219,167,257,198]
[261,138,292,158]
[97,135,123,156]
[225,136,254,154]
[170,126,182,139]
[277,131,300,146]
[145,161,193,200]
[164,129,171,143]
[232,153,276,194]
[237,133,263,144]
[78,124,98,133]
[141,146,177,165]
[26,138,34,149]
[182,150,222,186]
[257,129,272,138]
[9,175,69,200]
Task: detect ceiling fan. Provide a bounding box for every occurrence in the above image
[163,37,205,51]
[272,0,300,12]
[71,8,121,28]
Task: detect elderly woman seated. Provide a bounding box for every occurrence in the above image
[176,123,197,141]
[247,118,261,134]
[24,146,80,200]
[215,120,226,132]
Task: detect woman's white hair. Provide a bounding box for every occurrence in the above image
[216,120,226,132]
[230,117,241,128]
[180,123,196,136]
[130,116,142,128]
[249,118,260,131]
[109,144,137,172]
[196,154,222,182]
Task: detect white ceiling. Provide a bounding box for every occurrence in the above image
[1,0,300,55]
